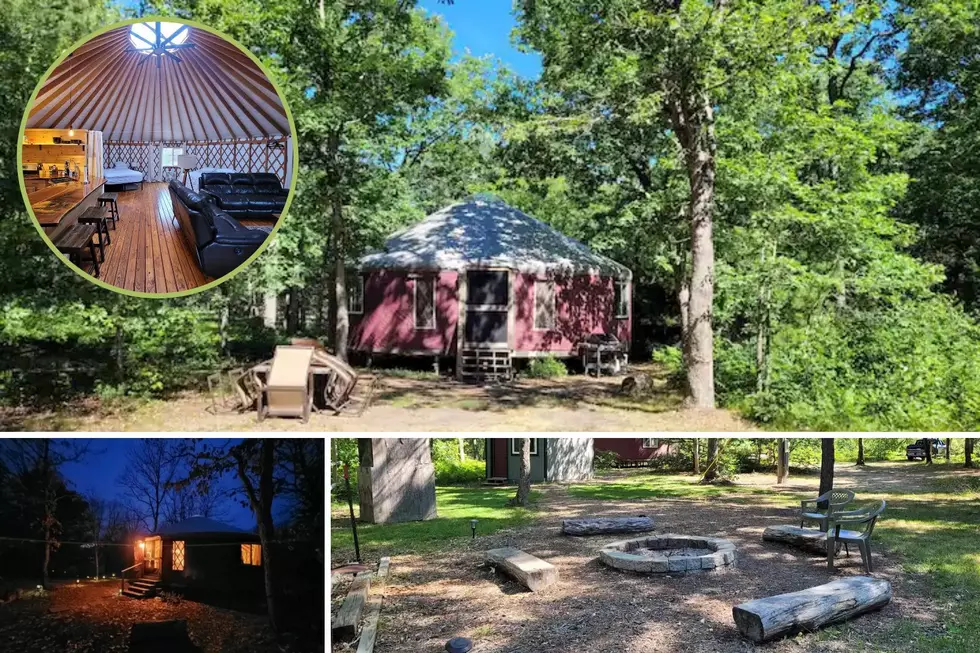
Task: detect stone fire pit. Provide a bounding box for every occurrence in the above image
[599,534,736,574]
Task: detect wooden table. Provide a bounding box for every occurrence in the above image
[28,177,106,242]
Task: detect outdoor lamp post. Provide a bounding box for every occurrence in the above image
[470,519,478,539]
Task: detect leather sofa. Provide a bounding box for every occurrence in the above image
[198,172,288,220]
[168,181,270,278]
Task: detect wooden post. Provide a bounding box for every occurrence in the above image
[776,439,788,484]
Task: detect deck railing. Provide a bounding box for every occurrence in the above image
[120,562,142,594]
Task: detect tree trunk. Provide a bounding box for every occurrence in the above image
[776,439,788,484]
[703,438,719,482]
[286,287,300,334]
[670,93,716,409]
[945,438,951,461]
[113,323,124,381]
[332,195,349,361]
[925,439,933,465]
[819,438,835,496]
[692,438,700,475]
[94,543,99,579]
[856,438,865,466]
[965,438,974,468]
[458,438,466,462]
[511,438,532,506]
[237,439,281,632]
[41,439,52,589]
[678,276,691,370]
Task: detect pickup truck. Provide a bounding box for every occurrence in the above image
[906,438,946,461]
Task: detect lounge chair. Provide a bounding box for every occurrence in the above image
[800,489,855,531]
[256,345,315,423]
[831,499,887,573]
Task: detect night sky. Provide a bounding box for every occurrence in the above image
[60,438,258,530]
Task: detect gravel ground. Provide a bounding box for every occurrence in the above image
[346,467,935,653]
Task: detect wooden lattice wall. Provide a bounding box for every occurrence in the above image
[104,137,289,184]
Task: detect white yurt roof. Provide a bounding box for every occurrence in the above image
[153,516,251,537]
[360,197,632,279]
[27,22,289,142]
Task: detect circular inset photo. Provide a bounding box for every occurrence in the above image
[18,18,296,296]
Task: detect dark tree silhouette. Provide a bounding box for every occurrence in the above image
[819,438,835,496]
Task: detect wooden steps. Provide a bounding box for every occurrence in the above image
[122,577,161,599]
[460,348,512,382]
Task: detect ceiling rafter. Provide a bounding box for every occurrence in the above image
[27,23,288,142]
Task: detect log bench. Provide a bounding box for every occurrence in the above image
[332,571,372,642]
[561,516,655,536]
[486,547,558,591]
[763,524,836,555]
[733,576,892,643]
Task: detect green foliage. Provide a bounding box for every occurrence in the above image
[524,357,567,379]
[433,459,485,485]
[593,451,620,470]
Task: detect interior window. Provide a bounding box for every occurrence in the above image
[241,543,262,566]
[533,281,555,330]
[161,147,183,167]
[172,540,185,571]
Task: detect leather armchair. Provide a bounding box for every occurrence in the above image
[199,172,288,220]
[168,181,270,278]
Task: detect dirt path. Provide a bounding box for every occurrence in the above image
[5,366,754,431]
[344,465,941,653]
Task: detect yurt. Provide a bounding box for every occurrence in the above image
[350,196,632,380]
[22,20,293,294]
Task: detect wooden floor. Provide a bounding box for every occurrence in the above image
[79,183,212,293]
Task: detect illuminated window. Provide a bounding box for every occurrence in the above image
[172,540,185,571]
[241,543,262,566]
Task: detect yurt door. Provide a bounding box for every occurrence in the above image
[464,270,509,347]
[143,537,162,577]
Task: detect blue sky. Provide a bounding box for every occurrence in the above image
[411,1,541,79]
[60,439,257,530]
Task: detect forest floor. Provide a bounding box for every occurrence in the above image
[1,363,754,431]
[0,580,318,652]
[330,462,980,653]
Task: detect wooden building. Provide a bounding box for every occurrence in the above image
[485,438,594,483]
[23,20,293,294]
[125,517,262,599]
[350,196,632,380]
[593,438,677,466]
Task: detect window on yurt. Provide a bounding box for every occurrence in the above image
[161,147,183,168]
[614,281,629,318]
[241,543,262,566]
[642,438,659,449]
[414,277,436,330]
[172,540,185,571]
[348,276,364,314]
[533,281,555,330]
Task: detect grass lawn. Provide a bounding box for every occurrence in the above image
[331,463,980,652]
[331,485,540,562]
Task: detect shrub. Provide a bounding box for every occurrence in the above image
[593,450,620,470]
[434,459,485,485]
[525,356,567,378]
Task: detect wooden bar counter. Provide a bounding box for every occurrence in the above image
[27,177,105,241]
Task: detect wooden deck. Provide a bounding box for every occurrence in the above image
[75,182,212,293]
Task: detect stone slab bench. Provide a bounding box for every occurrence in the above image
[733,576,892,643]
[486,547,558,591]
[561,516,655,536]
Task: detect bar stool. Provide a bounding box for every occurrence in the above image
[77,206,110,261]
[98,192,119,229]
[54,223,101,278]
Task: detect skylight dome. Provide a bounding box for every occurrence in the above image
[129,22,189,54]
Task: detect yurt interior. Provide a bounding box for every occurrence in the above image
[22,21,293,293]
